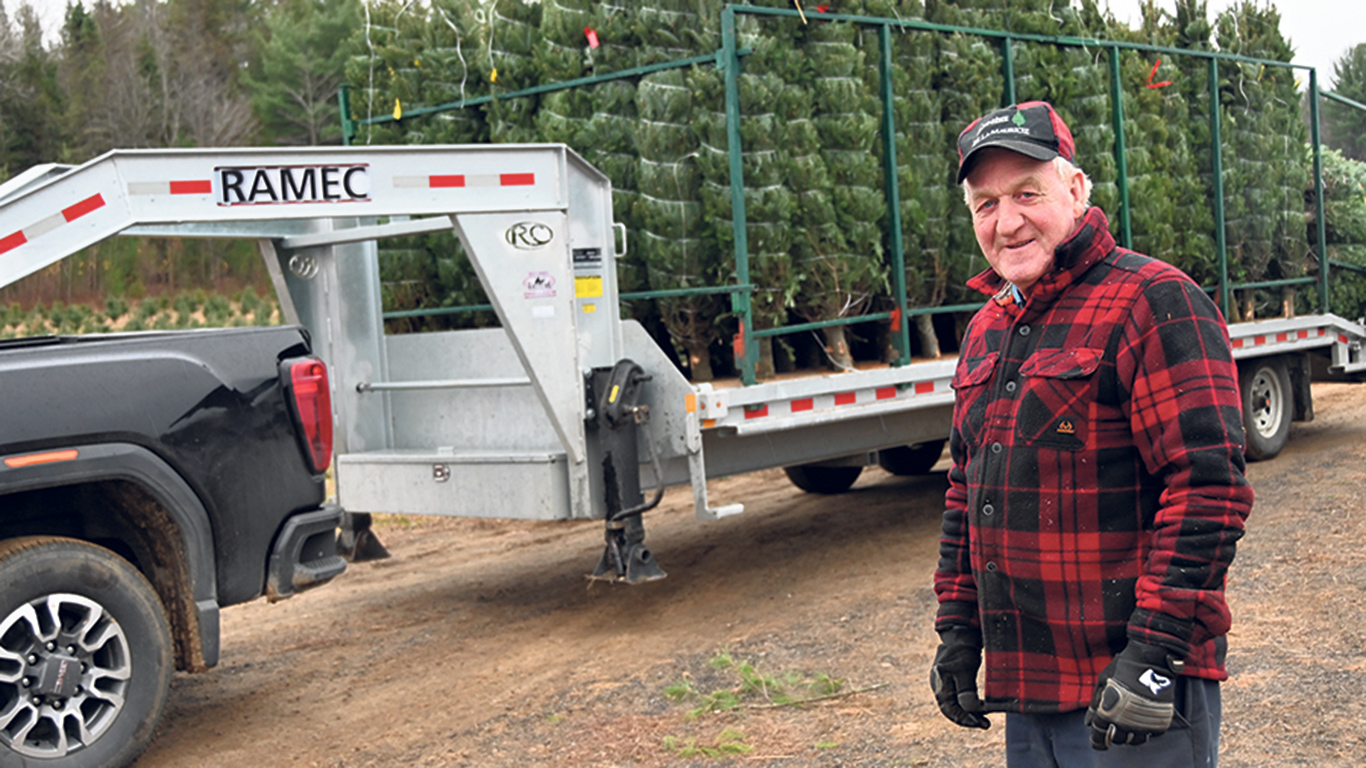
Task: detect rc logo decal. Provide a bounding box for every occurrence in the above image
[506,221,554,250]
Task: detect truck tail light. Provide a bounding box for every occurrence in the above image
[286,358,333,473]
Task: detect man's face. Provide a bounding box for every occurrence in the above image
[963,148,1088,291]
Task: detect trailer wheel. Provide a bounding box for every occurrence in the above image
[1240,359,1293,461]
[0,536,173,768]
[783,465,863,495]
[877,440,947,476]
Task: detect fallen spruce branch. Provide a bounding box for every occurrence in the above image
[743,682,890,710]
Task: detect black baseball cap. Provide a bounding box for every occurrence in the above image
[956,101,1077,183]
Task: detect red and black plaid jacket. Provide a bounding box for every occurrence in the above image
[934,207,1254,713]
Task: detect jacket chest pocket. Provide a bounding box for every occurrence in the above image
[952,351,999,446]
[1016,348,1102,451]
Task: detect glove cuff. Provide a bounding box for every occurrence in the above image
[938,625,983,650]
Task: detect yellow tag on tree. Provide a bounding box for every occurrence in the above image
[393,99,402,121]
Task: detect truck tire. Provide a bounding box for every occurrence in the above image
[783,465,863,495]
[0,536,173,768]
[877,440,947,476]
[1240,358,1293,461]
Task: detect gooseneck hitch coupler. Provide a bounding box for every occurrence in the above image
[587,359,667,584]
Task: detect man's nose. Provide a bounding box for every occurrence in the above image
[995,199,1025,234]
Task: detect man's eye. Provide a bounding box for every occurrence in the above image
[975,200,996,214]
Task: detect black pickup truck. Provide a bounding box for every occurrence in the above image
[0,326,345,768]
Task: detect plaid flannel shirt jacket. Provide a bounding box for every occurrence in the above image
[934,207,1254,713]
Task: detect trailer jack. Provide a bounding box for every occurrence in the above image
[588,359,666,583]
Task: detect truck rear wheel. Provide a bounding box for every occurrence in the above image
[783,465,863,494]
[0,536,173,768]
[877,440,947,476]
[1240,359,1293,461]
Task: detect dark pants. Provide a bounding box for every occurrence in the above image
[1004,678,1221,768]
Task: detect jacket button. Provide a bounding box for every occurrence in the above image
[985,561,998,572]
[1019,325,1031,336]
[991,442,1003,454]
[982,503,995,516]
[1005,380,1017,393]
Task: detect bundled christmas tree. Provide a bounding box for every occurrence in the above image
[783,4,888,371]
[534,0,592,146]
[861,1,948,358]
[1110,2,1215,283]
[926,1,1006,306]
[581,1,645,293]
[1214,1,1308,320]
[692,5,802,379]
[633,0,723,379]
[1317,147,1366,321]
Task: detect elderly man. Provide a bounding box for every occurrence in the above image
[930,101,1254,767]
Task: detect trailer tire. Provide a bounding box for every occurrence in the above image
[783,465,863,495]
[0,536,173,768]
[1240,358,1293,461]
[877,440,947,476]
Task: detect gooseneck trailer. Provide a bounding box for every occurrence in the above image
[4,6,1366,581]
[1,140,1363,582]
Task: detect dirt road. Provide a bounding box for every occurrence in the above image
[134,382,1366,767]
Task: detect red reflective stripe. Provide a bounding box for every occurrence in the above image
[1341,334,1351,345]
[744,405,768,419]
[170,180,212,194]
[0,230,26,255]
[1254,335,1266,346]
[876,387,896,400]
[834,392,856,406]
[431,175,465,188]
[1298,329,1309,339]
[915,381,935,394]
[62,194,104,222]
[501,173,535,186]
[791,398,813,412]
[1231,338,1245,349]
[1276,333,1288,343]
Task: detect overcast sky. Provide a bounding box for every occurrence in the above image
[6,0,1362,87]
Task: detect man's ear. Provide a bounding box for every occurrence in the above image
[1068,168,1088,217]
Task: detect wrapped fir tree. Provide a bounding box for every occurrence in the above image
[786,4,888,371]
[926,1,1006,307]
[865,0,948,359]
[582,1,644,293]
[633,0,724,379]
[692,6,802,379]
[1214,1,1309,320]
[534,0,593,146]
[1109,3,1214,282]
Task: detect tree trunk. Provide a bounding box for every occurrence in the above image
[823,324,854,370]
[757,337,776,380]
[915,313,940,359]
[685,340,713,382]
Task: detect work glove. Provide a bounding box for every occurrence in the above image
[1085,640,1185,750]
[929,626,990,729]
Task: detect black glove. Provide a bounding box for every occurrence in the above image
[929,626,990,729]
[1085,641,1185,750]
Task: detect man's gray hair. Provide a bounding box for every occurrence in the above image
[961,156,1093,208]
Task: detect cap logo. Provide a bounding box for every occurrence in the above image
[1012,111,1027,126]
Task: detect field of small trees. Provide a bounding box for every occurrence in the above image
[2,0,1364,377]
